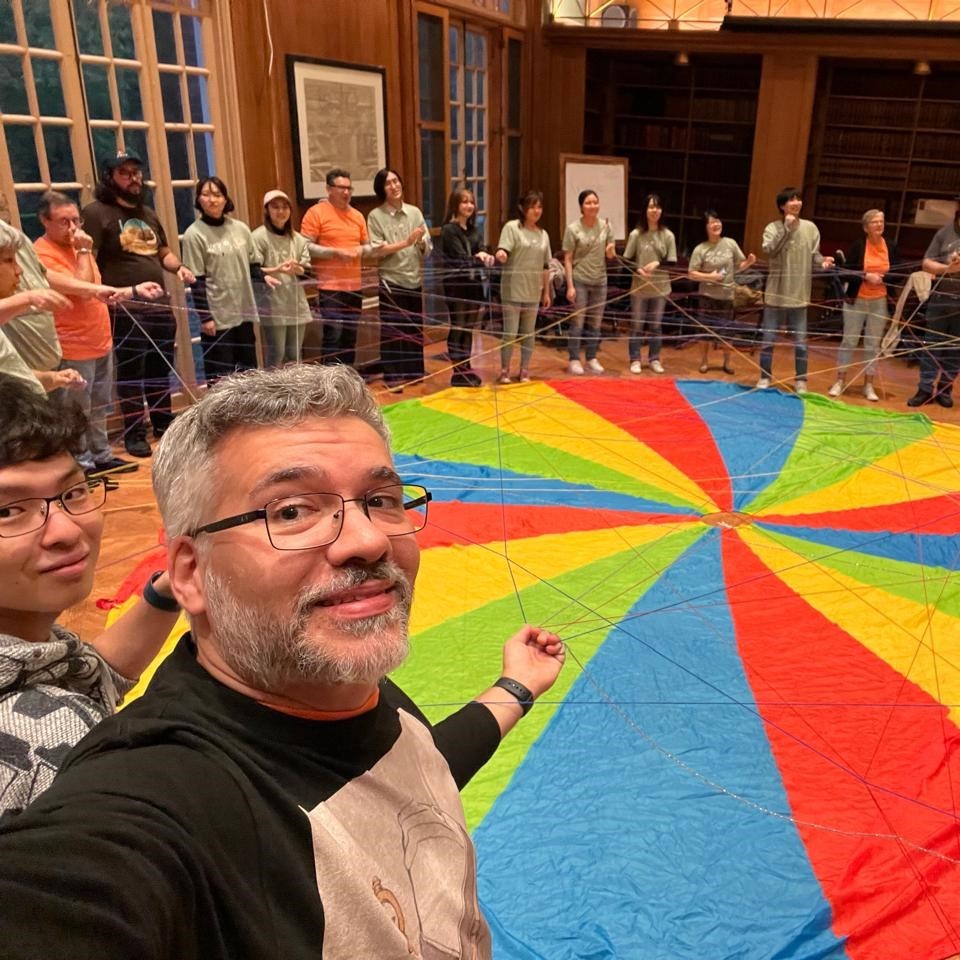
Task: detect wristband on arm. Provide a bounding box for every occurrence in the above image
[493,677,535,716]
[143,571,180,612]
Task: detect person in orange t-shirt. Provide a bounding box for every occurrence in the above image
[34,191,164,477]
[299,168,369,368]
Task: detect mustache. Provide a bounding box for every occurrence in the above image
[294,560,412,615]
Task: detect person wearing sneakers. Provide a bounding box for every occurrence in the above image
[758,188,834,394]
[34,191,165,482]
[623,194,675,376]
[911,196,960,408]
[563,189,616,376]
[82,153,196,458]
[830,210,899,404]
[494,191,552,383]
[688,210,756,377]
[0,375,181,814]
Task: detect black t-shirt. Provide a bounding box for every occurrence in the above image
[0,637,501,959]
[81,199,169,287]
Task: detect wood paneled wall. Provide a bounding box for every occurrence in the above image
[228,0,410,224]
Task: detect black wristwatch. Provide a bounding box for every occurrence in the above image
[143,570,180,612]
[493,677,535,716]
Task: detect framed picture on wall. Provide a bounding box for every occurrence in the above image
[286,56,387,202]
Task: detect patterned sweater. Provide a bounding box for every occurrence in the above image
[0,625,133,815]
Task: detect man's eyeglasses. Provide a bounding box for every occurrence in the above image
[330,183,354,192]
[190,483,432,551]
[0,478,108,538]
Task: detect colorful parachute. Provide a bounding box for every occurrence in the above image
[385,378,960,960]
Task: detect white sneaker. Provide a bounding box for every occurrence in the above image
[756,377,771,390]
[864,383,879,402]
[629,360,642,374]
[568,359,585,375]
[828,380,844,398]
[649,359,665,374]
[795,380,808,395]
[497,373,512,385]
[587,358,605,373]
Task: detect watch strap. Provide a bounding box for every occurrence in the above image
[143,570,180,612]
[493,676,534,715]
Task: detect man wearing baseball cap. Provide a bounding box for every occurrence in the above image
[81,153,195,458]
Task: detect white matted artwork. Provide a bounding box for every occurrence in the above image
[286,56,387,201]
[559,154,629,241]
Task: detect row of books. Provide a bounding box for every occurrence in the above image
[823,127,912,157]
[826,98,917,127]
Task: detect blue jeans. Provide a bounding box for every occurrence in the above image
[759,306,808,379]
[629,294,664,362]
[918,297,960,393]
[59,352,114,470]
[568,282,606,361]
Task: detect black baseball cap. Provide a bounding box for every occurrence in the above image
[102,152,143,173]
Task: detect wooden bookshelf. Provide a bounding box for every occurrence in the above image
[582,52,761,255]
[805,61,960,261]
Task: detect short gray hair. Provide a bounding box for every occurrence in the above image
[152,364,390,539]
[861,208,884,228]
[0,220,22,258]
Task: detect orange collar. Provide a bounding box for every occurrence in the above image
[258,687,380,721]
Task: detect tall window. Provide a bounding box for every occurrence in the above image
[448,24,487,232]
[0,0,224,239]
[415,8,523,241]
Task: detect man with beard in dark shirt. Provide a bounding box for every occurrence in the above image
[81,154,195,458]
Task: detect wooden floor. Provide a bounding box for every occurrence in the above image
[62,326,960,643]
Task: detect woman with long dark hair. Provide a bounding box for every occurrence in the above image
[494,190,552,383]
[181,176,279,382]
[623,193,676,374]
[439,187,494,386]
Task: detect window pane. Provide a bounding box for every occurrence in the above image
[506,135,520,218]
[173,185,196,235]
[22,0,53,49]
[417,14,443,123]
[507,39,521,129]
[476,72,485,106]
[448,26,458,65]
[477,147,485,177]
[193,130,214,177]
[160,73,184,122]
[449,66,458,101]
[467,32,486,69]
[450,105,458,141]
[123,127,148,169]
[465,147,474,177]
[187,74,210,124]
[108,2,135,60]
[33,58,66,116]
[116,67,143,121]
[72,0,103,55]
[44,125,75,182]
[0,0,17,44]
[0,56,28,114]
[182,15,205,68]
[451,143,460,180]
[419,129,445,227]
[92,128,118,167]
[167,130,190,179]
[16,190,44,240]
[6,125,40,182]
[465,107,473,141]
[83,63,112,120]
[152,10,177,64]
[477,108,486,140]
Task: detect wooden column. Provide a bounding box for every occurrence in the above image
[744,52,818,253]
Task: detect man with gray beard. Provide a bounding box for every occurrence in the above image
[0,364,564,960]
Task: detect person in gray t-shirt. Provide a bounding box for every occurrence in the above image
[910,198,960,408]
[757,187,834,394]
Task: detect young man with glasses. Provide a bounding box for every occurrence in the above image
[81,153,196,459]
[0,364,564,959]
[0,375,180,814]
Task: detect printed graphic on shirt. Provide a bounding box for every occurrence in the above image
[307,710,491,959]
[119,217,160,257]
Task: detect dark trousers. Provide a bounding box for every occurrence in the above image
[379,281,424,383]
[201,321,257,385]
[111,302,176,440]
[445,283,482,372]
[318,289,363,367]
[918,296,960,394]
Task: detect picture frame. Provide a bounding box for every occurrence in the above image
[286,56,388,202]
